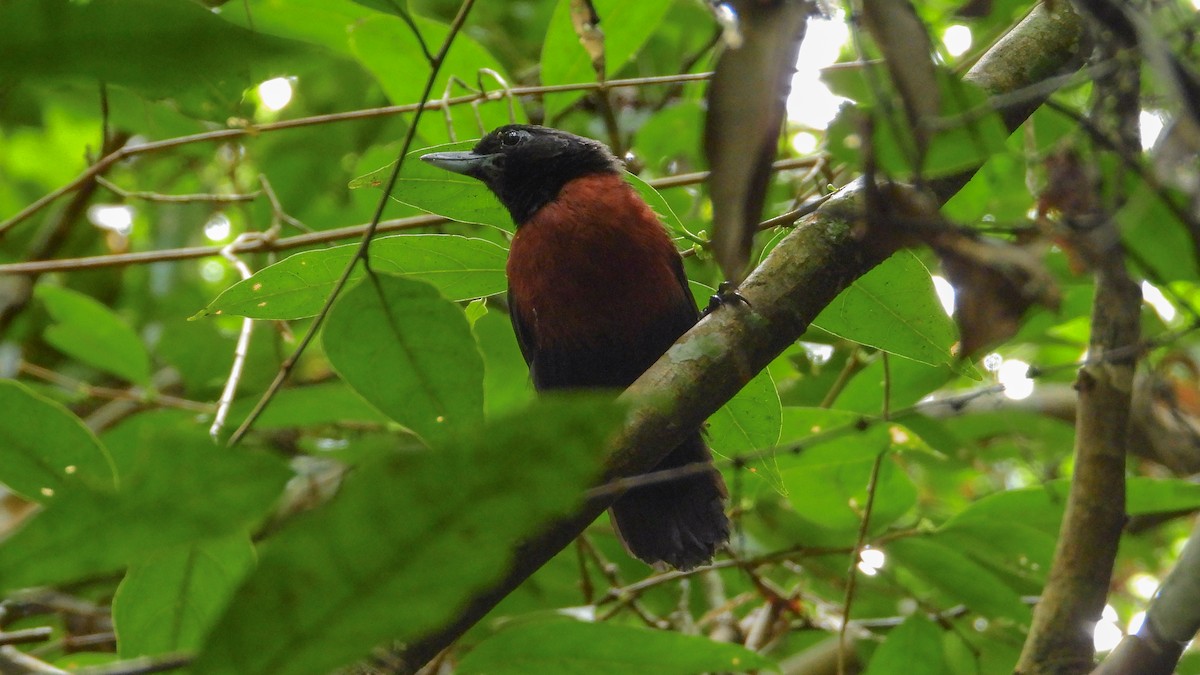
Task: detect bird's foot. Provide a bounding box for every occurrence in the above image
[703,280,750,317]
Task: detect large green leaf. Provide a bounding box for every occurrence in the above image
[351,142,513,229]
[863,614,946,675]
[1120,183,1200,283]
[0,432,289,592]
[540,0,675,119]
[0,0,310,113]
[228,382,389,430]
[202,235,508,320]
[777,409,920,532]
[473,309,536,417]
[213,0,371,56]
[709,369,783,491]
[193,396,623,675]
[113,535,256,658]
[888,537,1030,622]
[349,15,518,143]
[37,285,152,385]
[813,251,957,366]
[0,380,117,501]
[323,273,485,442]
[457,618,777,675]
[709,369,782,455]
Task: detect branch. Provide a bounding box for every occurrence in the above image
[396,6,1086,669]
[0,73,713,238]
[1092,515,1200,675]
[1014,230,1140,675]
[0,158,817,275]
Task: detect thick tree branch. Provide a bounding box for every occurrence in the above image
[397,4,1085,670]
[1016,8,1144,671]
[1015,229,1141,674]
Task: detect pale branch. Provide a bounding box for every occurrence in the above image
[0,157,819,276]
[0,72,714,237]
[209,235,262,440]
[1092,515,1200,675]
[395,7,1086,670]
[93,175,261,204]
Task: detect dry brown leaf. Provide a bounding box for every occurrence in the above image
[861,0,939,154]
[704,0,812,284]
[936,235,1061,358]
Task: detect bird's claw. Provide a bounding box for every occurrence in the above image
[704,280,750,317]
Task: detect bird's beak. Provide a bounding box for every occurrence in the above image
[420,151,501,178]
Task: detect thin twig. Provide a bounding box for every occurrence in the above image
[75,654,192,675]
[17,362,212,414]
[839,354,891,675]
[0,157,820,276]
[94,175,261,204]
[227,0,479,447]
[0,627,52,647]
[257,174,312,233]
[0,73,714,237]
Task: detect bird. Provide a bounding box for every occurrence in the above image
[422,124,730,570]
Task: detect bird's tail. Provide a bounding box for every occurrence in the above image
[608,433,730,570]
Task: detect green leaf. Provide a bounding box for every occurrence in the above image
[710,369,782,454]
[212,0,371,56]
[0,380,117,501]
[323,273,485,441]
[782,447,917,533]
[626,171,688,239]
[37,285,152,385]
[940,484,1065,537]
[349,15,518,143]
[0,0,310,113]
[831,356,956,414]
[540,0,675,119]
[0,431,289,592]
[813,251,957,366]
[888,537,1030,622]
[824,66,1008,178]
[113,535,256,658]
[777,409,918,532]
[202,235,508,320]
[863,614,946,675]
[473,309,536,418]
[458,618,777,675]
[1128,477,1200,515]
[228,383,389,430]
[193,396,624,675]
[709,369,783,492]
[1120,183,1200,283]
[350,142,513,229]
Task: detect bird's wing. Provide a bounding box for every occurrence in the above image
[507,288,537,370]
[669,252,701,319]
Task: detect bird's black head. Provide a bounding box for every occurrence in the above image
[421,124,622,225]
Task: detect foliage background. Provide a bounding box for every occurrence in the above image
[1,0,1199,673]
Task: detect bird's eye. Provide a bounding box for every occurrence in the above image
[500,130,524,147]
